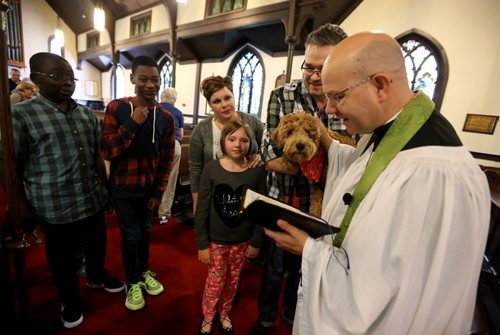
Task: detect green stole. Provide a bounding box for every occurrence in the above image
[332,92,435,247]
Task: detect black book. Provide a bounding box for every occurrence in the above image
[240,188,339,239]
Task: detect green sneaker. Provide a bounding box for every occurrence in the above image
[125,283,145,311]
[142,271,164,295]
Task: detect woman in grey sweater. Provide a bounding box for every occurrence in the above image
[189,75,264,212]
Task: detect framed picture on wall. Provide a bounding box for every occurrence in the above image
[463,114,499,134]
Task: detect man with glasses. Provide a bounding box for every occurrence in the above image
[250,23,349,335]
[265,32,490,334]
[1,52,125,329]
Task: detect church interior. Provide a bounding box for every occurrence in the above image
[1,0,499,334]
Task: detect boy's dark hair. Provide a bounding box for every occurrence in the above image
[220,120,258,157]
[132,55,159,73]
[30,52,66,72]
[305,23,348,47]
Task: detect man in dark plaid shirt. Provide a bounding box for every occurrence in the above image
[1,52,125,329]
[100,55,175,312]
[251,24,349,335]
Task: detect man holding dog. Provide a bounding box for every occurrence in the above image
[250,23,350,335]
[265,31,490,334]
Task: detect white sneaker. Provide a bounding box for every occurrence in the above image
[159,216,169,225]
[61,304,83,329]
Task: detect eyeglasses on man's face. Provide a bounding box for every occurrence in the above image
[33,71,78,83]
[301,60,322,76]
[325,74,375,105]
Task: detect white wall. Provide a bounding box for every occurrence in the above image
[173,63,198,124]
[115,4,170,42]
[341,0,500,166]
[177,1,205,25]
[20,0,93,100]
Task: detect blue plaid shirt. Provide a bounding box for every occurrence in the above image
[262,79,346,211]
[5,94,108,224]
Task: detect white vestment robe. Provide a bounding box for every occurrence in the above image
[294,139,490,335]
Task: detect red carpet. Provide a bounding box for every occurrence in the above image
[2,187,293,334]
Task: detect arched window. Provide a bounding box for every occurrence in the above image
[396,29,448,111]
[159,56,173,97]
[48,35,64,57]
[229,47,264,117]
[110,64,125,100]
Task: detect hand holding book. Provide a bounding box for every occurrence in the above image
[239,188,339,239]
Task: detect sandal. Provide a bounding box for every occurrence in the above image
[220,316,234,335]
[199,319,213,335]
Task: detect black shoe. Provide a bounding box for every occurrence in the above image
[220,316,234,335]
[61,304,83,329]
[87,276,125,293]
[248,321,272,335]
[199,319,213,335]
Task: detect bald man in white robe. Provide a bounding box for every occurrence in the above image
[264,31,490,335]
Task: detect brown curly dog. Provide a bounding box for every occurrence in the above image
[272,112,356,216]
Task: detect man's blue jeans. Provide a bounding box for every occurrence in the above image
[114,196,153,284]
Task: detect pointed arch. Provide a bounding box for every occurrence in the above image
[48,35,64,58]
[158,55,173,97]
[110,63,125,100]
[228,46,265,117]
[396,29,449,111]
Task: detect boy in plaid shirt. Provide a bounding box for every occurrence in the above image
[100,55,175,311]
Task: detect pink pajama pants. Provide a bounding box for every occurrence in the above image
[201,241,249,321]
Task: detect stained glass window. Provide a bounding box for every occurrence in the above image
[110,64,125,100]
[131,11,151,37]
[397,30,448,111]
[87,32,99,49]
[400,39,438,100]
[115,65,125,100]
[208,0,246,16]
[159,58,173,99]
[222,0,233,12]
[234,0,244,10]
[229,48,264,117]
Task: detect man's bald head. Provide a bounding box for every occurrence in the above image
[322,32,414,134]
[325,31,408,85]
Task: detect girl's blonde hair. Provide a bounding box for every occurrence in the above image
[15,81,36,93]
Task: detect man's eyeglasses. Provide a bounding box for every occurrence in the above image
[325,74,375,105]
[300,60,322,76]
[33,71,78,83]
